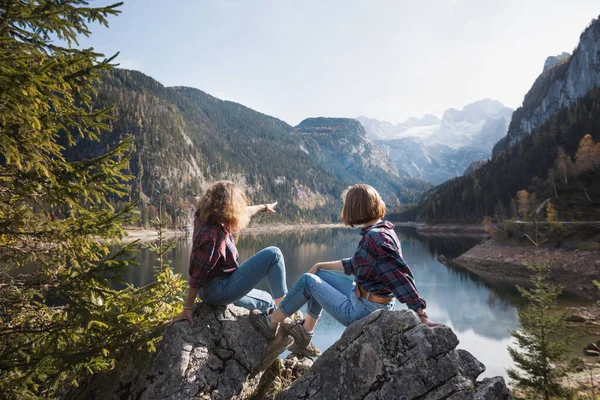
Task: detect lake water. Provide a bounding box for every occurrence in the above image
[126,225,526,379]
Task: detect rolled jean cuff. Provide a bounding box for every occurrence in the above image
[306,309,321,320]
[278,304,293,317]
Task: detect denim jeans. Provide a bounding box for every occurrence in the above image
[279,270,395,326]
[199,246,288,312]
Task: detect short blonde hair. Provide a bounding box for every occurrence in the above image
[195,181,249,232]
[341,184,386,227]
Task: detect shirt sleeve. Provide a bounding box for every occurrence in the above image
[341,257,354,275]
[375,243,426,311]
[188,236,222,288]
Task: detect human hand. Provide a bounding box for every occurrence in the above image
[420,315,441,327]
[308,263,321,275]
[416,311,441,327]
[167,308,194,327]
[265,201,277,214]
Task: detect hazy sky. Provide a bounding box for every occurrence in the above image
[79,1,599,126]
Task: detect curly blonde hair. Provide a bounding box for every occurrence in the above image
[195,181,249,232]
[341,184,386,227]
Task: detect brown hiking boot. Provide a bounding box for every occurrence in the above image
[249,308,278,340]
[283,321,322,357]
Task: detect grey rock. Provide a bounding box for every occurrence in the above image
[69,304,292,400]
[543,52,571,71]
[275,310,511,400]
[251,354,315,400]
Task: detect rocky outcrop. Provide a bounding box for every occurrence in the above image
[493,17,600,157]
[251,355,314,400]
[71,305,512,400]
[69,304,293,400]
[543,52,571,71]
[275,310,512,400]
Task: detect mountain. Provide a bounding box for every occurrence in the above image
[356,115,440,141]
[463,160,487,175]
[493,17,600,157]
[295,118,430,204]
[396,17,600,223]
[543,52,571,71]
[358,100,512,184]
[64,69,430,226]
[377,138,488,184]
[434,99,513,150]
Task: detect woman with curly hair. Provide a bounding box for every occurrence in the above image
[169,180,286,326]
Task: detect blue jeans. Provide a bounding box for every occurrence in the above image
[279,270,395,326]
[199,246,288,312]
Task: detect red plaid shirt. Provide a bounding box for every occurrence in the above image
[188,218,239,288]
[342,221,426,311]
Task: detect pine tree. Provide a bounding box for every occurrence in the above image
[507,265,574,400]
[0,2,185,397]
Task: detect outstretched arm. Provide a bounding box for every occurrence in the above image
[247,201,278,217]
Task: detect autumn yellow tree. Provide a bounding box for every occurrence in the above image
[517,190,530,219]
[546,202,558,223]
[574,134,600,175]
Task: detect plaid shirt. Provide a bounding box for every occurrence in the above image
[341,221,426,311]
[188,218,239,288]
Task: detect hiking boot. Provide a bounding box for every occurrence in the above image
[281,310,304,332]
[283,321,322,357]
[249,308,278,340]
[288,340,322,357]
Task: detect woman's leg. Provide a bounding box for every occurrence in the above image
[271,271,356,327]
[202,246,287,312]
[302,270,354,331]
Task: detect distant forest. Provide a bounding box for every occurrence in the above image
[62,69,429,227]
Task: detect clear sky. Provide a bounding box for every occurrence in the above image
[79,0,600,126]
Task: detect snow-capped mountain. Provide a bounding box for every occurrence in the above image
[357,114,440,141]
[358,99,513,184]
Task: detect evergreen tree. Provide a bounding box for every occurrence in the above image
[507,265,574,400]
[0,2,185,397]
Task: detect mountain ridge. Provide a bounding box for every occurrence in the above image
[65,69,430,226]
[358,99,512,184]
[493,16,600,157]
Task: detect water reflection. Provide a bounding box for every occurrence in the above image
[125,226,519,378]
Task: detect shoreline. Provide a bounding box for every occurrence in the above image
[119,222,492,242]
[120,223,348,242]
[413,223,489,238]
[449,240,600,300]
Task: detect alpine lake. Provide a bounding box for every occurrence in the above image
[125,225,599,379]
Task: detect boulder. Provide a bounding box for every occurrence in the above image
[70,306,512,400]
[275,310,512,400]
[70,304,292,400]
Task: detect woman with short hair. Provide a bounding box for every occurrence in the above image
[250,184,439,356]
